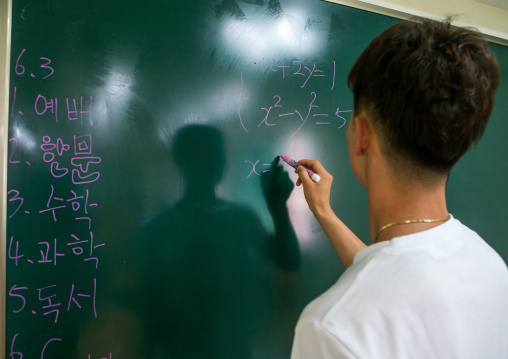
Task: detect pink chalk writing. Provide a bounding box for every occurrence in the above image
[10,333,62,359]
[238,59,351,134]
[37,284,62,323]
[14,49,54,79]
[40,135,102,184]
[245,160,261,178]
[8,138,31,166]
[10,86,19,117]
[14,49,26,76]
[35,94,59,122]
[38,238,65,265]
[8,285,27,313]
[41,135,70,161]
[39,57,55,79]
[259,95,283,127]
[8,232,104,268]
[39,184,66,221]
[265,58,278,72]
[8,236,24,266]
[300,64,325,89]
[335,107,352,128]
[291,92,319,137]
[245,160,273,179]
[263,59,336,89]
[7,190,24,218]
[68,232,105,269]
[67,96,93,125]
[9,47,104,355]
[8,138,20,164]
[278,60,290,79]
[38,185,98,222]
[33,95,93,125]
[292,61,305,77]
[9,185,98,227]
[68,278,98,318]
[8,278,98,323]
[252,93,351,135]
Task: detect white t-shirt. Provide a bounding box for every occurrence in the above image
[291,216,508,359]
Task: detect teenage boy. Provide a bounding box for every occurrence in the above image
[291,18,508,359]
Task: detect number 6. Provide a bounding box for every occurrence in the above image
[15,49,26,76]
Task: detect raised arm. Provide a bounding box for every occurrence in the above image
[295,159,366,268]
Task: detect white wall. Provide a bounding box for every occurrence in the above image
[326,0,508,45]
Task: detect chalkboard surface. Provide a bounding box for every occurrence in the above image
[5,0,507,357]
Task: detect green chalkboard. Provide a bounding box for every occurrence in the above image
[5,0,507,357]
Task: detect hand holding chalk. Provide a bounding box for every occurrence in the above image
[290,158,334,218]
[281,155,321,182]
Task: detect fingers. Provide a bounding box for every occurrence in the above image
[295,166,312,186]
[290,158,329,187]
[292,159,333,217]
[297,159,328,176]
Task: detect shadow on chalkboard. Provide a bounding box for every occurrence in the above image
[133,124,301,358]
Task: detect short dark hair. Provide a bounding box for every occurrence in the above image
[347,18,500,177]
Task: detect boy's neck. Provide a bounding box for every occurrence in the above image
[367,172,449,244]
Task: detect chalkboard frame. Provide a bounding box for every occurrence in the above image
[0,0,13,356]
[325,0,508,45]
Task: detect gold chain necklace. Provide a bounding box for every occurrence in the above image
[375,215,451,241]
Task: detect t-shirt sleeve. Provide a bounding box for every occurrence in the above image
[291,320,357,359]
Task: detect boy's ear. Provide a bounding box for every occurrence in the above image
[353,114,374,156]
